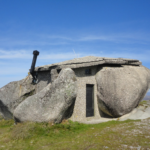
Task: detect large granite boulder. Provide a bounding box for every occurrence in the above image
[0,75,36,119]
[14,68,77,123]
[96,65,150,117]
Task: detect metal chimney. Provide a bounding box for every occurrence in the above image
[30,50,39,84]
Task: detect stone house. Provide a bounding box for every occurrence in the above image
[34,56,141,122]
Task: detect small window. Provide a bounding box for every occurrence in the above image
[85,69,91,75]
[57,69,61,74]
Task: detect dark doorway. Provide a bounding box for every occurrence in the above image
[86,84,94,117]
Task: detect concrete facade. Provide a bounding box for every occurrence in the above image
[35,66,102,122]
[33,56,144,122]
[69,66,101,122]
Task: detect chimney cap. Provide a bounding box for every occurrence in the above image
[33,50,39,55]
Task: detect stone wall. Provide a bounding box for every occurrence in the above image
[69,66,102,122]
[35,71,51,93]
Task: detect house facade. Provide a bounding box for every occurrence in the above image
[34,56,141,122]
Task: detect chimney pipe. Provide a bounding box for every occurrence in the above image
[30,50,39,84]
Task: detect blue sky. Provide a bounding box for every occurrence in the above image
[0,0,150,88]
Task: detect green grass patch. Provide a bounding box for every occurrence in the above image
[0,119,149,150]
[139,100,147,105]
[0,119,14,128]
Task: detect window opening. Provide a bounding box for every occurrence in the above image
[85,69,91,75]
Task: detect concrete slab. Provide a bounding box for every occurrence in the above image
[77,100,150,124]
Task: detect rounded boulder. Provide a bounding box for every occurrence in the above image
[96,65,150,117]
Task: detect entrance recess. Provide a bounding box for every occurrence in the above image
[86,84,94,117]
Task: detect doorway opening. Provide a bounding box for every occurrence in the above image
[86,84,94,117]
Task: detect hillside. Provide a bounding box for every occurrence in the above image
[0,101,150,150]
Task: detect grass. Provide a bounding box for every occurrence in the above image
[0,118,150,150]
[139,100,148,105]
[138,100,149,109]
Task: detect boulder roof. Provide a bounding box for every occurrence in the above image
[35,56,141,71]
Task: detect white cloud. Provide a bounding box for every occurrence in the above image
[1,31,150,47]
[0,48,149,64]
[78,36,112,41]
[77,33,150,44]
[0,49,31,59]
[39,52,83,60]
[39,35,73,41]
[0,49,85,60]
[36,31,150,44]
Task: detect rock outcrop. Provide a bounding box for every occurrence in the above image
[0,75,36,119]
[1,56,150,123]
[96,65,150,117]
[14,68,77,123]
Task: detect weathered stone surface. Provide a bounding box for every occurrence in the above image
[0,75,36,119]
[35,56,141,71]
[35,71,51,93]
[14,68,77,123]
[96,65,150,117]
[0,113,3,120]
[50,69,58,82]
